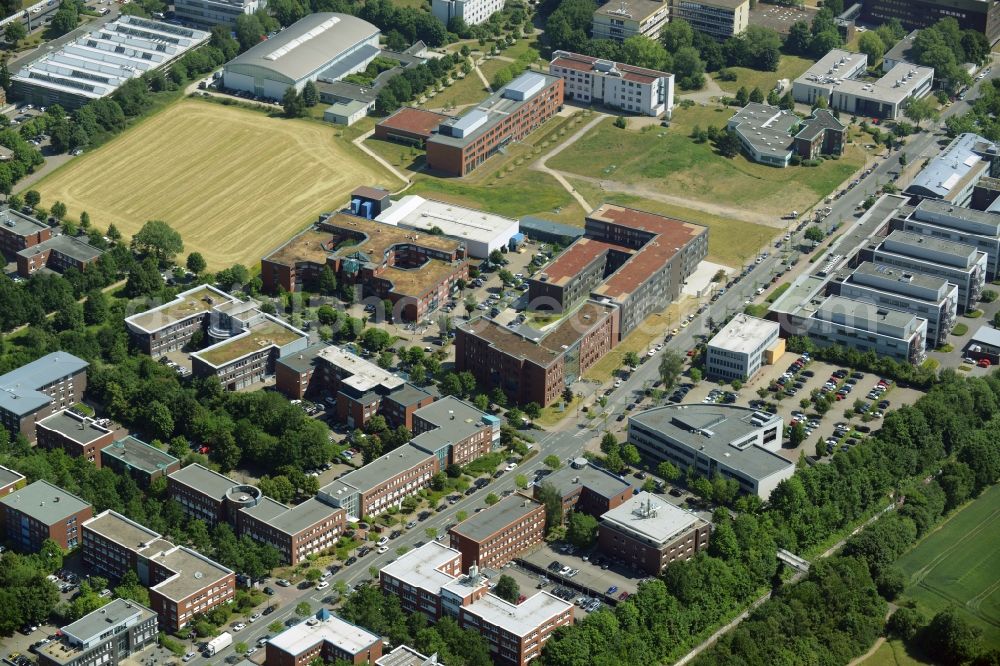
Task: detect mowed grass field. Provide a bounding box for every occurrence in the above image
[895,483,1000,649]
[548,105,865,217]
[35,100,398,269]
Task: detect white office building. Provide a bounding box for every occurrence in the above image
[901,199,1000,280]
[375,195,520,259]
[627,405,793,500]
[174,0,264,28]
[830,262,958,347]
[549,50,674,117]
[860,230,987,312]
[904,133,999,206]
[792,49,933,120]
[803,295,928,364]
[705,314,780,382]
[432,0,506,26]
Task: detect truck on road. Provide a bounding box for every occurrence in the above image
[204,632,232,656]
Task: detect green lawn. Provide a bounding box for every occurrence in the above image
[714,55,815,95]
[861,640,933,666]
[364,136,426,172]
[479,57,511,86]
[424,72,490,111]
[548,106,865,218]
[567,178,775,268]
[894,483,1000,649]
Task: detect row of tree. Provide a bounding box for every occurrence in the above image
[541,370,1000,664]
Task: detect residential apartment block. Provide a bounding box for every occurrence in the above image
[530,204,707,337]
[628,405,793,500]
[705,314,782,382]
[858,230,987,312]
[36,599,158,666]
[79,510,236,633]
[125,284,308,390]
[448,496,546,572]
[904,133,999,205]
[426,72,564,177]
[0,207,51,258]
[456,300,619,405]
[147,544,236,633]
[261,211,468,322]
[793,49,934,120]
[828,262,958,347]
[0,479,93,551]
[432,0,505,26]
[99,436,181,488]
[317,443,439,520]
[535,459,633,518]
[592,0,670,41]
[16,234,104,278]
[900,199,1000,279]
[380,542,574,666]
[265,609,383,666]
[36,410,114,468]
[549,50,674,117]
[411,396,501,467]
[0,464,26,497]
[0,351,88,441]
[597,491,710,574]
[669,0,749,40]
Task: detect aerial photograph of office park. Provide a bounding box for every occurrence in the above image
[0,0,999,664]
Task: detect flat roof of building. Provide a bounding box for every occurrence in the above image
[168,463,236,501]
[0,464,24,490]
[906,133,997,199]
[57,598,155,650]
[375,645,436,666]
[426,72,562,150]
[18,234,102,264]
[377,107,452,138]
[537,238,628,287]
[380,540,461,595]
[0,479,90,523]
[707,314,779,355]
[796,48,934,105]
[149,546,232,602]
[457,300,616,369]
[125,284,237,334]
[13,16,208,103]
[600,491,699,545]
[0,352,88,417]
[193,316,306,367]
[82,510,161,551]
[450,495,541,542]
[728,102,798,160]
[322,213,464,270]
[812,294,920,329]
[629,405,792,481]
[387,383,436,407]
[266,497,343,537]
[317,346,405,393]
[377,196,519,246]
[225,13,379,82]
[101,436,179,474]
[881,229,979,263]
[593,0,667,20]
[412,396,494,449]
[518,216,586,241]
[850,261,950,292]
[269,610,380,657]
[794,108,845,142]
[913,199,1000,234]
[320,443,435,499]
[550,50,672,85]
[883,29,918,66]
[589,204,706,301]
[543,461,633,500]
[0,208,50,237]
[275,342,328,374]
[264,228,333,267]
[970,324,1000,348]
[37,410,111,445]
[464,591,572,638]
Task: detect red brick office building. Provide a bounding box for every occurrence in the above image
[0,480,93,552]
[0,208,51,257]
[535,459,634,518]
[36,410,114,468]
[374,107,452,146]
[448,496,546,572]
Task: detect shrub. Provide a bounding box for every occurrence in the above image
[951,323,968,336]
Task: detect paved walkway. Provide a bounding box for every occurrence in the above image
[531,113,608,211]
[351,129,410,187]
[677,75,726,105]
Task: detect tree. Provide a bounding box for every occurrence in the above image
[789,421,807,446]
[83,289,109,325]
[302,80,318,107]
[305,568,322,583]
[748,87,764,103]
[282,87,305,118]
[186,252,206,274]
[4,21,26,44]
[689,367,702,384]
[566,511,599,547]
[235,13,265,51]
[735,86,749,107]
[295,601,312,617]
[925,607,982,665]
[619,35,668,70]
[657,461,680,481]
[485,492,499,506]
[495,575,520,604]
[658,350,685,391]
[535,482,563,534]
[904,96,939,124]
[543,455,562,470]
[621,443,641,466]
[50,0,79,36]
[24,190,40,208]
[716,128,742,158]
[804,226,825,243]
[858,31,886,63]
[660,17,693,52]
[131,220,183,264]
[623,351,641,368]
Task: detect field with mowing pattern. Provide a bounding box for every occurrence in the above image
[895,483,1000,649]
[35,100,398,269]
